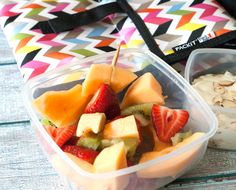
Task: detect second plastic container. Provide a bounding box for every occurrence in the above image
[185,48,236,150]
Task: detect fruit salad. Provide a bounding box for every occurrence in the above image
[33,58,204,175]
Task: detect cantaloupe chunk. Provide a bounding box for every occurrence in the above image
[82,63,137,96]
[66,153,94,173]
[94,142,127,173]
[149,123,171,151]
[51,153,94,190]
[76,113,106,137]
[110,67,137,93]
[103,115,140,140]
[82,64,113,96]
[52,153,129,190]
[137,132,205,178]
[121,72,165,109]
[33,84,90,128]
[90,176,130,190]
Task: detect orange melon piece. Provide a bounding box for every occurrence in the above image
[82,64,113,96]
[149,123,171,151]
[33,84,90,128]
[66,153,94,173]
[110,67,137,93]
[137,132,205,178]
[89,176,130,190]
[82,63,137,96]
[121,72,165,109]
[51,153,94,190]
[94,142,127,173]
[103,115,140,141]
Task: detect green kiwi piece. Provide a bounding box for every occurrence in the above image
[171,131,192,146]
[123,138,139,158]
[133,113,150,126]
[77,136,101,150]
[100,139,121,148]
[121,103,154,120]
[100,138,138,158]
[40,118,56,127]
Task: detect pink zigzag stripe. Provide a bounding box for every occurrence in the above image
[116,27,136,43]
[37,34,64,46]
[144,9,172,25]
[202,15,229,22]
[50,3,70,13]
[58,56,74,67]
[0,4,19,17]
[38,41,65,47]
[22,60,49,79]
[192,3,217,19]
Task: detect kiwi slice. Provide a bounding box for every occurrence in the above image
[77,135,101,150]
[171,131,192,146]
[124,138,139,158]
[40,118,56,127]
[100,138,138,158]
[133,113,150,126]
[100,139,121,148]
[121,103,154,120]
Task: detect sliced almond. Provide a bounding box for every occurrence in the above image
[219,80,235,87]
[213,82,225,94]
[212,96,223,106]
[221,99,236,108]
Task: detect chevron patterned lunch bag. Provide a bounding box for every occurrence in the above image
[1,0,236,81]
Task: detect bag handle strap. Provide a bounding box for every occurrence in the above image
[34,2,124,34]
[34,0,166,60]
[217,0,236,19]
[116,0,166,60]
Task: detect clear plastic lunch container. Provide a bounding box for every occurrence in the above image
[23,49,217,190]
[185,48,236,150]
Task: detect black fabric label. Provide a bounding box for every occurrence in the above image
[173,33,215,52]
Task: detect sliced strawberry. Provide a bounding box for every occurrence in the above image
[127,159,134,167]
[62,145,99,164]
[108,115,125,123]
[44,125,56,139]
[44,125,77,147]
[151,105,189,143]
[84,84,121,119]
[65,136,80,146]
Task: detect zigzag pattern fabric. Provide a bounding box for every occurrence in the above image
[117,0,236,55]
[0,0,120,81]
[0,0,236,81]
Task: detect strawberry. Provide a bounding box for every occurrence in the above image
[62,145,99,164]
[44,125,77,147]
[65,136,80,146]
[107,115,125,123]
[127,159,134,167]
[84,84,121,120]
[151,105,189,143]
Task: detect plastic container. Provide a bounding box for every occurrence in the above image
[23,49,217,190]
[185,48,236,150]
